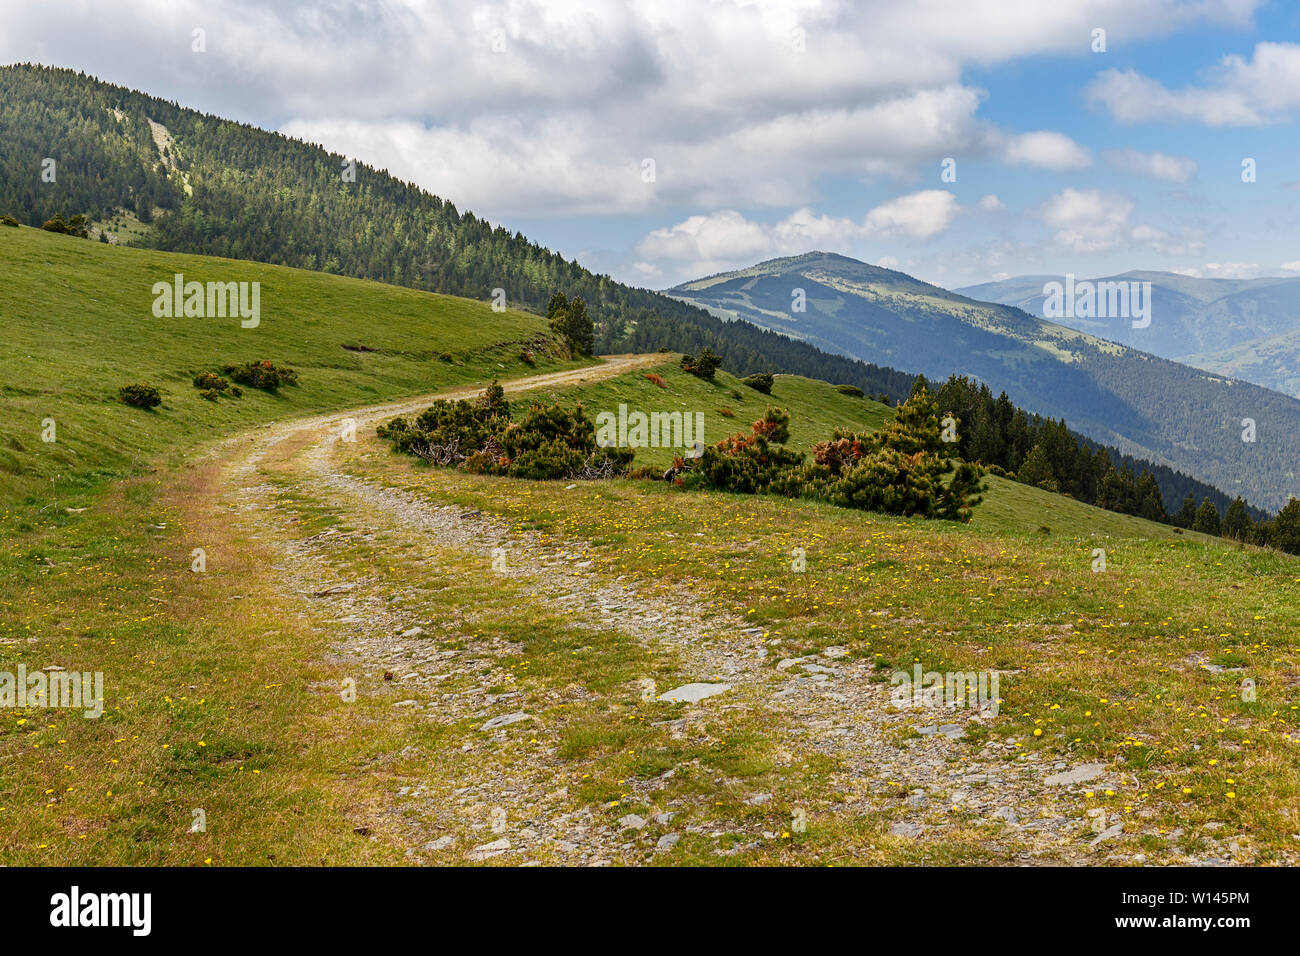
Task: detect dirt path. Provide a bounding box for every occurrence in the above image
[189,353,1130,865]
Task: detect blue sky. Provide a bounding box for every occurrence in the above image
[4,0,1300,289]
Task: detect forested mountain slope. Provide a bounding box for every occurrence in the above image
[0,63,912,402]
[670,253,1300,512]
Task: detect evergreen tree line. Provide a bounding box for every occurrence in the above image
[925,373,1300,550]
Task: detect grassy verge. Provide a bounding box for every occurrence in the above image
[349,365,1300,864]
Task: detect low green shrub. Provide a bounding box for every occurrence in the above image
[193,371,231,393]
[119,383,162,408]
[222,360,298,391]
[380,380,633,481]
[42,213,90,238]
[680,347,721,381]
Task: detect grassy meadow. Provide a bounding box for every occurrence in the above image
[2,229,1298,866]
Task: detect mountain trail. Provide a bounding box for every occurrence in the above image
[194,354,1153,865]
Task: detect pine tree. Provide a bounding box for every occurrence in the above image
[1135,471,1167,522]
[1193,498,1222,536]
[1268,498,1300,553]
[1222,496,1251,540]
[1174,493,1197,528]
[871,385,942,456]
[1015,443,1057,491]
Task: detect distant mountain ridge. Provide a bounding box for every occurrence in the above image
[957,270,1300,398]
[669,252,1300,512]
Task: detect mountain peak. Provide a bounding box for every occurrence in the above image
[670,250,915,292]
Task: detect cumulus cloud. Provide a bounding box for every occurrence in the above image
[1087,42,1300,126]
[0,0,1264,217]
[1040,187,1200,256]
[978,194,1006,211]
[1103,149,1197,182]
[1041,188,1135,253]
[635,191,960,278]
[1001,131,1092,170]
[1171,262,1263,278]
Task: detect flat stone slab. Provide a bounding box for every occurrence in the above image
[916,723,965,738]
[1044,763,1107,786]
[468,838,511,860]
[481,711,531,730]
[660,682,731,703]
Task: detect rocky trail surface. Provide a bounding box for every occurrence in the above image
[188,355,1178,865]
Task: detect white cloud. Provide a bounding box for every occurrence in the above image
[860,190,961,239]
[1129,224,1205,257]
[1087,42,1300,126]
[1103,149,1197,182]
[635,190,960,278]
[0,0,1264,216]
[1039,187,1200,256]
[1001,131,1092,170]
[978,193,1006,211]
[1041,188,1135,253]
[1170,262,1262,279]
[1281,260,1300,273]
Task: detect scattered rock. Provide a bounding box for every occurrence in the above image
[311,583,356,597]
[745,793,772,806]
[656,833,681,852]
[888,822,925,838]
[481,711,532,730]
[660,683,731,703]
[617,814,647,830]
[1044,763,1107,787]
[1090,822,1124,846]
[468,838,511,860]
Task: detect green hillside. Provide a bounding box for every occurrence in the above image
[0,230,1280,870]
[539,360,1207,543]
[0,63,912,404]
[669,252,1300,513]
[959,270,1300,397]
[0,223,578,505]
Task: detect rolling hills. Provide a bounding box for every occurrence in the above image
[0,63,913,404]
[2,64,1276,515]
[0,223,581,505]
[958,271,1300,398]
[668,252,1300,512]
[0,204,1293,870]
